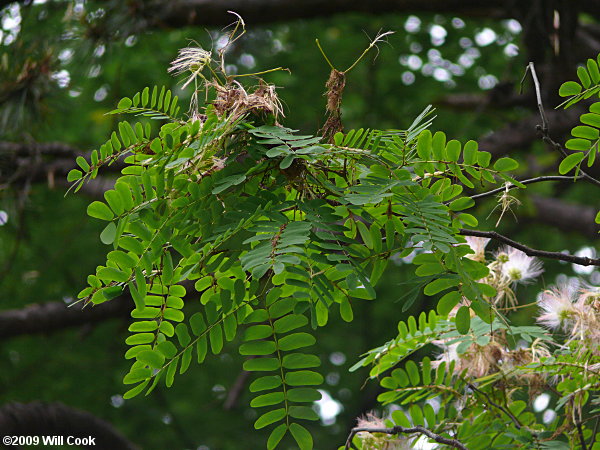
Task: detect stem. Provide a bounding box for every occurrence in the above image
[315,39,336,71]
[231,67,290,78]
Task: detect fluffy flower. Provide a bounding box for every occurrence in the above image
[537,285,577,331]
[464,236,490,262]
[355,413,410,449]
[168,46,212,89]
[497,247,543,284]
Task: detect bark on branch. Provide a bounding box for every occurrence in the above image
[0,401,137,449]
[345,425,467,450]
[459,228,600,266]
[0,297,131,339]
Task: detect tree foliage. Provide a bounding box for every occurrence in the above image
[70,26,600,448]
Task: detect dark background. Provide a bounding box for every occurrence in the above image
[1,1,599,449]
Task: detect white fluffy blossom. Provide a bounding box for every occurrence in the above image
[497,247,543,283]
[464,236,490,262]
[168,46,212,88]
[537,285,577,331]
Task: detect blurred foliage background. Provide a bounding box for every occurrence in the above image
[1,1,598,449]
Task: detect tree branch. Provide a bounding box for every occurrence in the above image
[467,383,523,430]
[459,228,600,266]
[469,175,583,201]
[525,61,600,188]
[0,401,137,449]
[139,0,509,29]
[0,297,132,339]
[0,281,195,339]
[345,425,467,450]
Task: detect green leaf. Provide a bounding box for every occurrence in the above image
[243,357,280,371]
[437,290,461,316]
[287,388,322,402]
[463,140,478,165]
[416,130,432,159]
[477,151,491,168]
[455,306,471,334]
[572,125,599,140]
[244,324,273,341]
[267,424,287,450]
[493,157,519,172]
[250,375,282,392]
[565,138,591,151]
[577,66,592,88]
[581,113,600,128]
[559,81,582,97]
[240,340,277,356]
[445,140,461,162]
[449,197,474,211]
[100,222,117,245]
[123,368,151,384]
[588,58,600,83]
[125,333,154,345]
[104,190,124,215]
[289,406,319,421]
[559,152,585,174]
[165,357,178,387]
[280,154,295,169]
[209,325,223,354]
[285,370,323,386]
[356,221,373,249]
[277,333,316,351]
[97,267,129,283]
[282,353,320,369]
[254,408,286,429]
[424,277,459,295]
[136,349,165,368]
[289,423,313,450]
[141,87,149,106]
[128,321,158,332]
[273,314,308,334]
[117,97,133,109]
[123,380,151,400]
[251,392,285,407]
[67,169,83,181]
[87,201,114,221]
[108,250,136,269]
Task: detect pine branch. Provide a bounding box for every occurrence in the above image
[459,228,600,266]
[345,425,467,450]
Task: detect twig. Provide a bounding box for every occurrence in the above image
[469,175,583,201]
[522,63,548,134]
[576,420,588,450]
[344,425,467,450]
[589,416,600,448]
[525,62,600,188]
[459,229,600,266]
[467,383,523,430]
[344,30,395,73]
